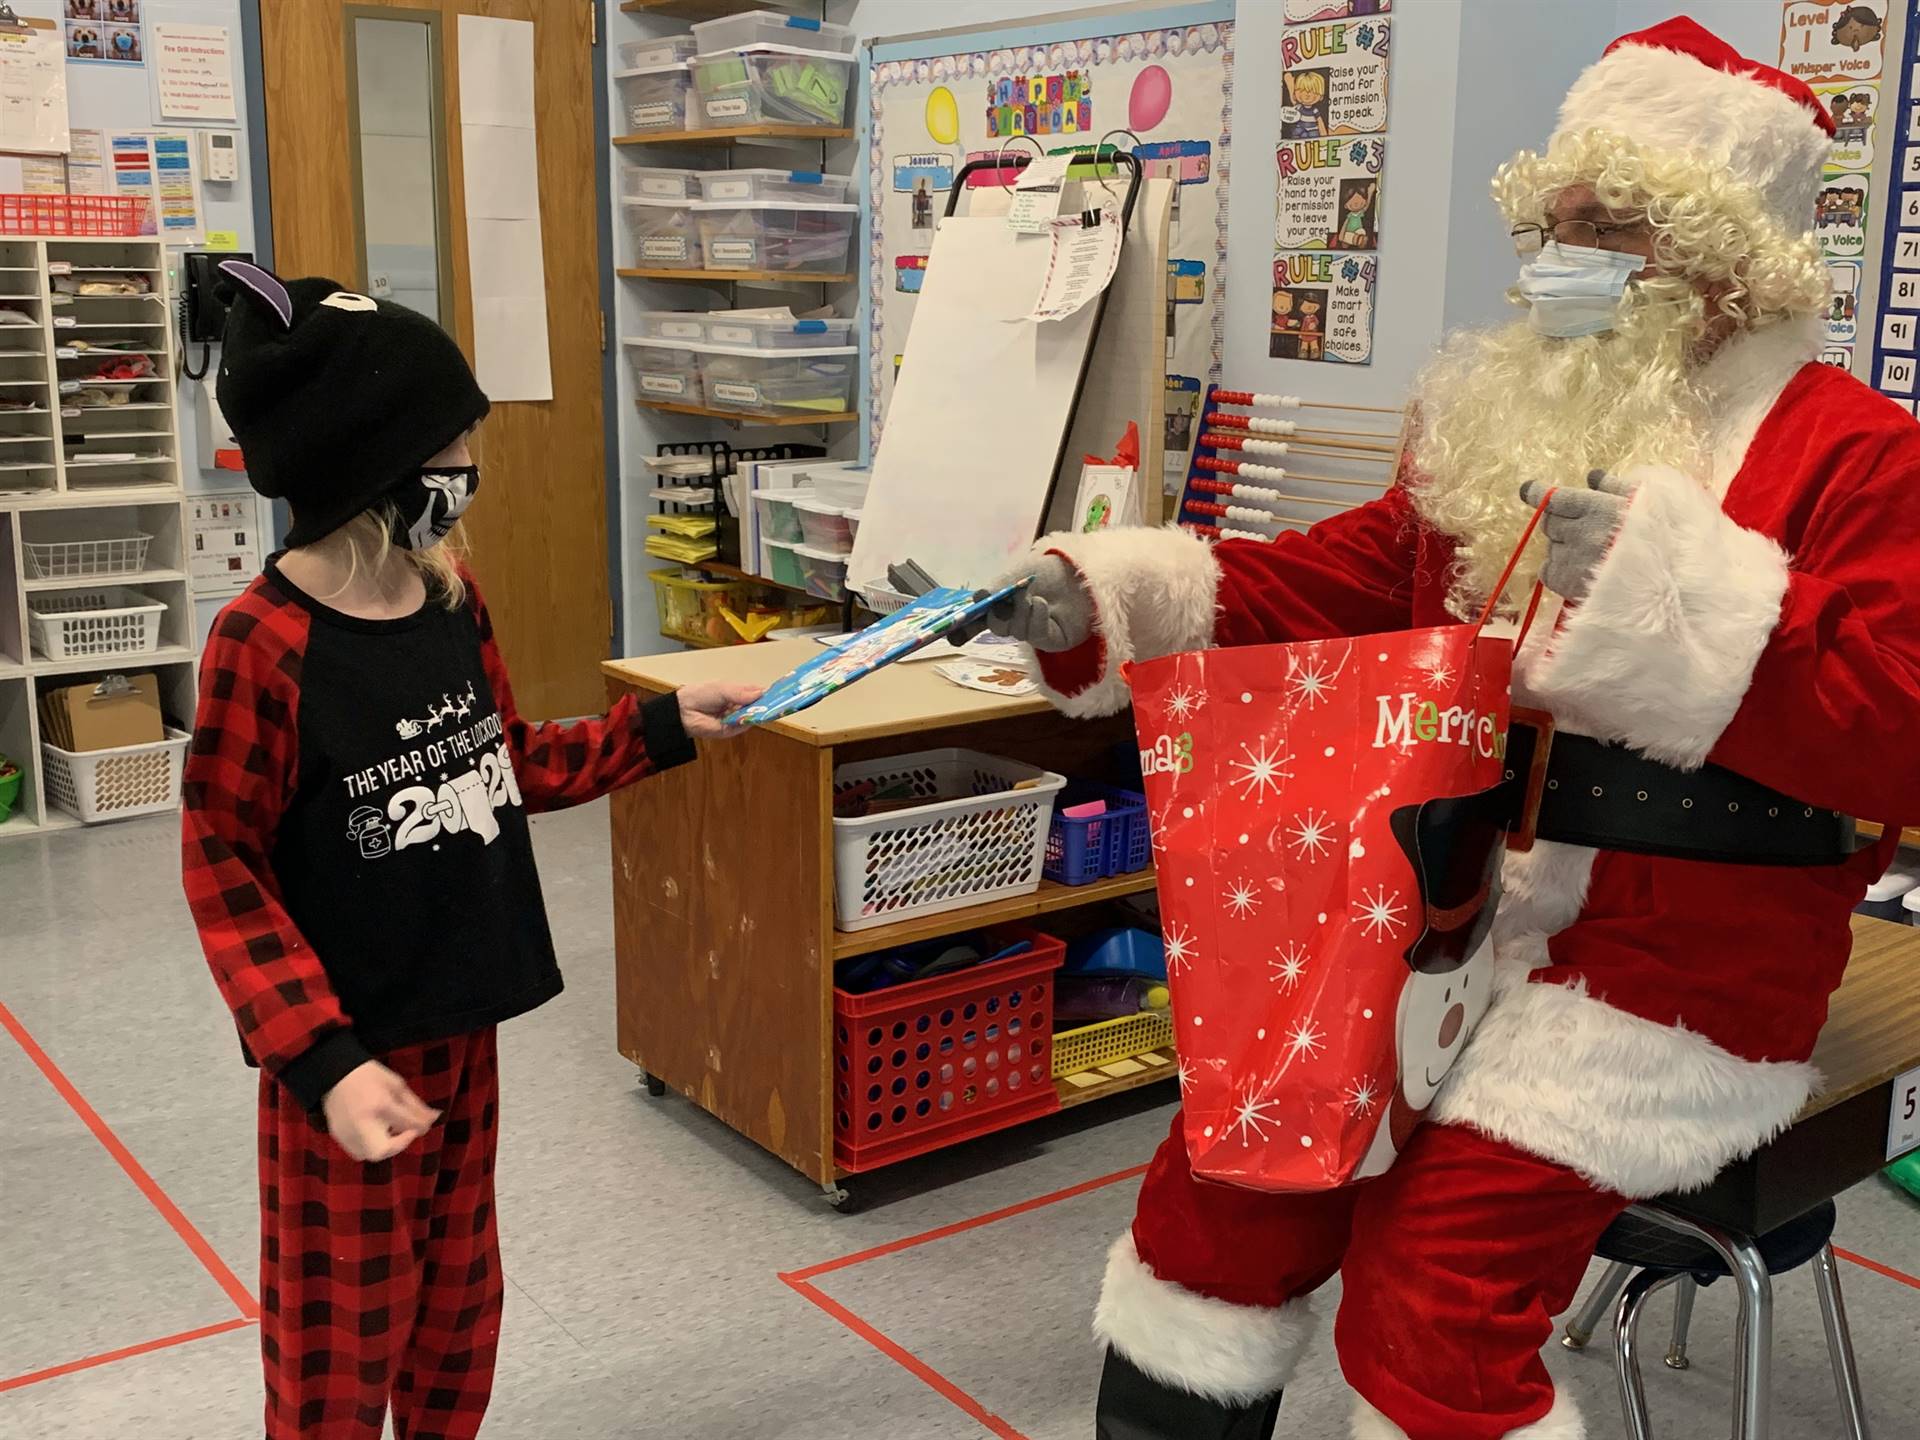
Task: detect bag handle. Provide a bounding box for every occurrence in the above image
[1470,487,1554,650]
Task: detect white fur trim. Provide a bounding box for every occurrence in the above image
[1093,1233,1315,1405]
[1527,465,1791,771]
[1433,962,1818,1196]
[1353,1389,1584,1439]
[1557,39,1829,235]
[1493,841,1597,943]
[1034,525,1220,718]
[1698,317,1823,497]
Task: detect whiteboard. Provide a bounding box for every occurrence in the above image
[848,213,1106,598]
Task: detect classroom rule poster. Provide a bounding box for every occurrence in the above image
[1275,134,1383,251]
[1273,250,1376,364]
[869,20,1235,477]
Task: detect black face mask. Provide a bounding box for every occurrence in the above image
[388,465,480,550]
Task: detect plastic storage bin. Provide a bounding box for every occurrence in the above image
[625,339,703,405]
[703,313,855,348]
[1051,1010,1175,1078]
[792,496,855,552]
[690,46,855,128]
[633,309,710,344]
[832,925,1061,1171]
[763,539,806,589]
[619,34,696,69]
[791,543,848,601]
[22,530,151,580]
[752,488,806,543]
[691,9,854,55]
[696,168,853,204]
[699,345,856,418]
[42,727,190,824]
[622,197,698,266]
[615,62,696,131]
[649,567,754,647]
[623,165,702,201]
[28,586,164,660]
[1044,781,1153,886]
[830,748,1068,931]
[693,199,857,272]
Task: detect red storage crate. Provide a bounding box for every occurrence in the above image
[833,925,1062,1172]
[0,194,146,236]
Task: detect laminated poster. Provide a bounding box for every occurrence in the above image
[1827,259,1861,344]
[1283,0,1391,20]
[1280,15,1390,140]
[1818,79,1878,170]
[1276,134,1384,251]
[1780,1,1887,86]
[1817,170,1869,258]
[1271,251,1376,365]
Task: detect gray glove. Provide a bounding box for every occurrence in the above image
[1518,469,1637,601]
[947,553,1095,652]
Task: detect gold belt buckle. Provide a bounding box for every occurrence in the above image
[1507,707,1555,854]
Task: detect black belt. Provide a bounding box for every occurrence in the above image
[1503,716,1858,867]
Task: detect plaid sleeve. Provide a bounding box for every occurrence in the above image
[181,589,372,1111]
[467,572,696,813]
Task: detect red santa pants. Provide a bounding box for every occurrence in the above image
[258,1028,503,1440]
[1130,1111,1626,1440]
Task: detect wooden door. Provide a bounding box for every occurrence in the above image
[261,0,609,719]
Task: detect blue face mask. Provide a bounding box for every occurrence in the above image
[1514,240,1648,338]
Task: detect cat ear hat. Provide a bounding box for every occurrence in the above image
[215,260,490,547]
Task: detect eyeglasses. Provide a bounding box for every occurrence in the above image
[1511,218,1649,256]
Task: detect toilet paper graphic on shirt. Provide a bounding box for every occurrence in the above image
[341,695,525,857]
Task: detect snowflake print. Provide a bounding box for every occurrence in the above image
[1176,1056,1196,1094]
[1286,809,1335,861]
[1228,1076,1282,1147]
[1163,685,1202,722]
[1420,660,1456,690]
[1285,1016,1325,1064]
[1229,734,1293,804]
[1224,877,1262,919]
[1343,1076,1381,1117]
[1269,941,1310,993]
[1354,885,1408,942]
[1163,922,1198,975]
[1285,654,1340,708]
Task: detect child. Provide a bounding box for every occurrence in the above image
[181,263,758,1439]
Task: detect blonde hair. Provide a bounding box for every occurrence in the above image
[332,501,469,610]
[1494,128,1828,324]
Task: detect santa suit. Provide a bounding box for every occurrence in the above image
[1034,25,1920,1440]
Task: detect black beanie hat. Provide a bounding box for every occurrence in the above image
[215,261,491,548]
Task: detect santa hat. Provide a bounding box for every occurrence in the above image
[1553,16,1832,236]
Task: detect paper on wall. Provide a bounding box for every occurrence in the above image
[0,15,68,156]
[1272,249,1377,364]
[154,23,236,124]
[189,490,262,598]
[1280,14,1391,138]
[1007,153,1070,233]
[66,126,106,191]
[1025,207,1122,322]
[460,123,539,220]
[1276,134,1383,251]
[457,13,535,126]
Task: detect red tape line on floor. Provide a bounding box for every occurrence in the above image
[0,1000,259,1320]
[1834,1245,1920,1293]
[0,1316,256,1395]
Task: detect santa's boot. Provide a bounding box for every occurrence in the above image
[1095,1349,1282,1440]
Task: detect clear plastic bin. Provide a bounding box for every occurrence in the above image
[619,34,697,69]
[690,46,854,128]
[625,340,703,405]
[697,168,853,204]
[623,165,702,201]
[703,313,855,348]
[634,309,710,344]
[615,62,695,132]
[792,496,855,553]
[691,10,854,56]
[622,197,698,266]
[693,200,858,272]
[699,344,856,418]
[753,488,807,544]
[763,539,806,589]
[792,543,849,601]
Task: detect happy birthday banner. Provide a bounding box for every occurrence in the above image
[1274,6,1392,364]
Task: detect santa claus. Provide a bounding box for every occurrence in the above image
[970,17,1920,1440]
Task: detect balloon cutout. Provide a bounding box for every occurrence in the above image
[925,86,959,145]
[1129,64,1172,132]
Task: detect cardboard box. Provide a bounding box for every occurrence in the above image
[40,673,164,753]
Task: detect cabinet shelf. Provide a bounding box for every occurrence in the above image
[28,644,196,678]
[614,124,852,146]
[638,399,856,427]
[620,0,786,16]
[24,566,186,592]
[832,870,1159,961]
[1056,1047,1180,1110]
[618,266,854,285]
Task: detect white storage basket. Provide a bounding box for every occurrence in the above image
[43,726,191,824]
[831,749,1067,931]
[22,531,152,580]
[28,586,164,660]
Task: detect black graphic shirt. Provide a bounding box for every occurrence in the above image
[183,561,694,1110]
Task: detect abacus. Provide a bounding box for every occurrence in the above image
[1174,385,1403,542]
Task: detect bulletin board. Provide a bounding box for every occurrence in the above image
[867,4,1234,486]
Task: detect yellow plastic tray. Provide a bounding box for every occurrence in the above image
[1052,1009,1175,1078]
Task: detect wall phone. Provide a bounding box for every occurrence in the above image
[178,248,252,380]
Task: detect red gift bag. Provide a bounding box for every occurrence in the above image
[1127,510,1547,1191]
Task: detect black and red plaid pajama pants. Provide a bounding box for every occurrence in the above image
[258,1028,503,1439]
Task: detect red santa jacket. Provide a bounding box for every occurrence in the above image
[1033,320,1920,1196]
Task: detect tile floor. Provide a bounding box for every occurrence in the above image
[2,802,1917,1438]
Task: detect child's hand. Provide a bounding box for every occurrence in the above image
[676,681,765,739]
[321,1060,440,1163]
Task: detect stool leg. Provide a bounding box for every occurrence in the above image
[1565,1259,1636,1350]
[1614,1270,1673,1440]
[1813,1244,1872,1440]
[1664,1276,1698,1372]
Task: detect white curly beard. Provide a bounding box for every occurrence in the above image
[1408,276,1711,618]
